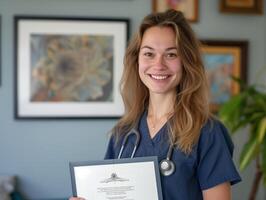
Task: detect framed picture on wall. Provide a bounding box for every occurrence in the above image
[15,16,129,119]
[0,16,1,86]
[220,0,263,14]
[152,0,198,22]
[200,40,248,113]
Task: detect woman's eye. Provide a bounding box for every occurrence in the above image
[166,53,177,58]
[143,52,154,57]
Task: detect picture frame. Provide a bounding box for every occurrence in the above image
[220,0,263,14]
[0,16,1,86]
[200,40,248,113]
[14,16,129,119]
[152,0,198,22]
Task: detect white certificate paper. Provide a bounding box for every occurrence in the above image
[70,157,163,200]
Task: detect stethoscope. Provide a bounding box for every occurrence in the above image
[117,127,175,176]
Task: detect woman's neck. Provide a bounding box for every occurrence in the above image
[148,92,175,117]
[147,93,175,138]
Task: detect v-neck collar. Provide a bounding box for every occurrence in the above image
[140,110,168,145]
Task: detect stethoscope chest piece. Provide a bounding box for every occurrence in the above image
[159,159,175,176]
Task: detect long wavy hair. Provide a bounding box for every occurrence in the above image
[112,9,211,154]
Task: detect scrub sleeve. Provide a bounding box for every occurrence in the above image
[196,121,241,190]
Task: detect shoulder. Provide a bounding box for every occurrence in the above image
[201,117,228,134]
[197,118,234,156]
[104,133,124,159]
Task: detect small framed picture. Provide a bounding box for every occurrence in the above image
[15,16,129,119]
[201,40,248,113]
[152,0,198,22]
[220,0,263,14]
[0,16,1,86]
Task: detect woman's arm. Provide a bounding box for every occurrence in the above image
[202,182,231,200]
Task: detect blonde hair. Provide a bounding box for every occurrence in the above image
[112,9,211,154]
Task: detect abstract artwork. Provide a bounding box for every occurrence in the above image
[201,40,248,112]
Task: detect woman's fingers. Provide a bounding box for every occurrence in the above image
[69,197,85,200]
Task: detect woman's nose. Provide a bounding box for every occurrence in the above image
[153,55,166,69]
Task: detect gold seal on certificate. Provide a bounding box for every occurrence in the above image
[69,156,163,200]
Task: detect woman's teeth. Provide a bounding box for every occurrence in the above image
[151,75,168,80]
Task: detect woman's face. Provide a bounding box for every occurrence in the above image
[138,26,183,96]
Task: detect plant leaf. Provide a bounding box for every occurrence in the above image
[239,134,258,171]
[231,118,251,133]
[231,75,246,90]
[219,93,246,131]
[261,136,266,186]
[257,118,266,143]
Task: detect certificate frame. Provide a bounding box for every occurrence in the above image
[69,156,163,200]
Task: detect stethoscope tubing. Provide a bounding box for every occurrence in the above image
[117,125,175,176]
[118,128,140,159]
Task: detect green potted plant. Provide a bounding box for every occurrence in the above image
[218,77,266,200]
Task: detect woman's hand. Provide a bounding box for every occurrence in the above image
[69,197,85,200]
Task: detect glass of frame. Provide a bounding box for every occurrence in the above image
[152,0,198,22]
[201,40,248,113]
[220,0,263,14]
[15,16,129,119]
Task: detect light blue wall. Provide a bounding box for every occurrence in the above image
[0,0,265,199]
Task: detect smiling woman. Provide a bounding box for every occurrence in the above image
[70,9,241,200]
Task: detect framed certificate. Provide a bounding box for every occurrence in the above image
[69,156,163,200]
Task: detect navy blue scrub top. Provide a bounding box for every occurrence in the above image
[105,111,241,200]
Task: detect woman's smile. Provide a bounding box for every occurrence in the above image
[150,74,170,80]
